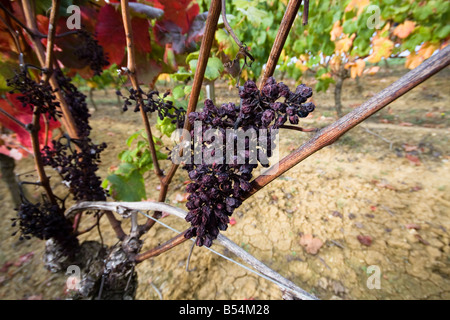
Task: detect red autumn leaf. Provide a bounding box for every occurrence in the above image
[96,4,151,66]
[186,12,208,45]
[370,205,377,211]
[405,154,421,166]
[357,235,372,246]
[146,0,199,34]
[95,5,126,65]
[0,93,61,157]
[0,261,13,273]
[229,217,237,226]
[35,7,101,73]
[134,52,162,86]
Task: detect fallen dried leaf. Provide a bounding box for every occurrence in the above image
[405,154,421,166]
[14,252,34,267]
[357,235,372,246]
[376,182,397,190]
[402,144,418,152]
[332,211,343,219]
[405,223,421,230]
[0,261,13,273]
[300,234,323,255]
[173,193,189,203]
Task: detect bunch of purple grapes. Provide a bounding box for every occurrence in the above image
[54,70,92,138]
[42,69,108,202]
[6,70,61,121]
[11,199,78,256]
[42,137,107,202]
[8,68,107,250]
[183,77,315,247]
[74,29,109,76]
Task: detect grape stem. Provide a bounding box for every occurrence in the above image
[20,0,80,140]
[280,124,318,132]
[258,0,304,89]
[221,0,254,85]
[120,0,163,179]
[220,0,254,62]
[140,0,223,234]
[20,0,63,207]
[43,0,60,84]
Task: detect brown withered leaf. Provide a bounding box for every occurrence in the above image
[357,235,372,246]
[300,234,323,255]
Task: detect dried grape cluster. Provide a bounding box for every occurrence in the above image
[117,88,185,127]
[6,70,61,120]
[54,70,92,138]
[42,137,108,202]
[8,68,107,250]
[42,69,108,202]
[12,200,78,255]
[74,29,109,76]
[183,77,315,247]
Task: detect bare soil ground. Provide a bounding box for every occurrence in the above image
[0,65,449,300]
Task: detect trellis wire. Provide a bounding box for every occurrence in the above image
[136,209,311,299]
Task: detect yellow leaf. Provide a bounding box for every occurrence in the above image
[320,72,332,80]
[393,21,416,39]
[330,21,343,41]
[405,52,423,69]
[418,41,439,60]
[241,68,249,81]
[86,80,98,89]
[295,60,308,72]
[364,66,380,75]
[330,55,342,72]
[405,42,440,69]
[367,37,394,63]
[335,33,356,54]
[345,0,370,15]
[345,59,365,79]
[157,73,171,82]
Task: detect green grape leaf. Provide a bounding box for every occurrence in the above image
[126,131,142,147]
[172,85,186,100]
[106,169,146,201]
[156,116,177,137]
